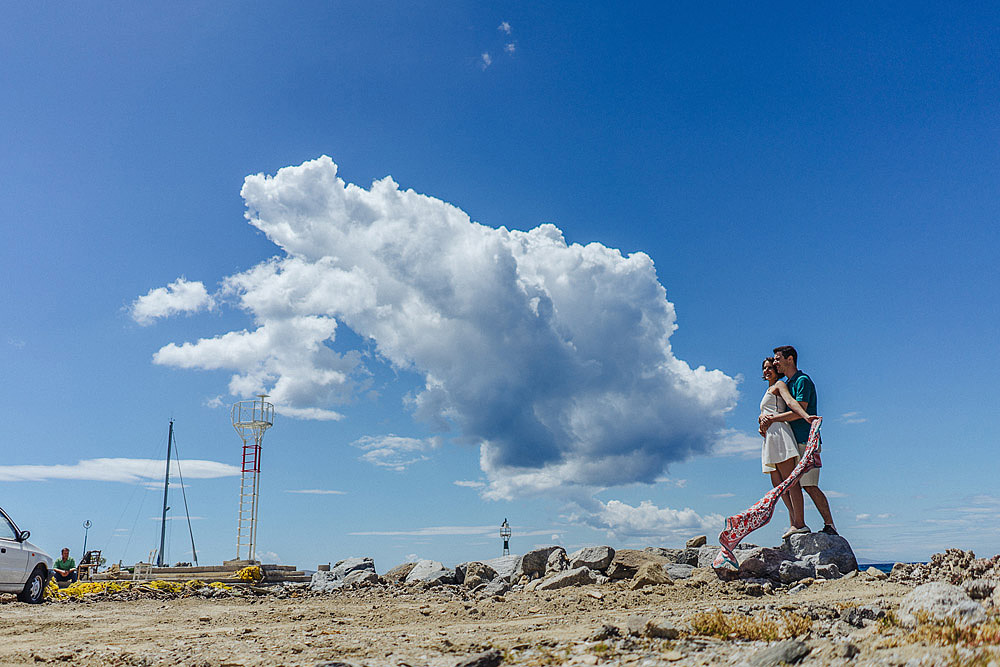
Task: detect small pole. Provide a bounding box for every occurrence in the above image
[82,519,92,557]
[157,420,174,567]
[501,518,511,556]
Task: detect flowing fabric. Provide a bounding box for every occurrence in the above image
[712,417,823,570]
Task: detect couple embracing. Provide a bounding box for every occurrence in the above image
[758,345,837,539]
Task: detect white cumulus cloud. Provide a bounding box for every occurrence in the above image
[132,277,213,325]
[580,499,724,542]
[142,156,738,500]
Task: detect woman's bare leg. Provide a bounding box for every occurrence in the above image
[770,469,794,525]
[774,458,805,528]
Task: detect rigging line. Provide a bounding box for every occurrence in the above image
[171,432,199,566]
[115,425,170,564]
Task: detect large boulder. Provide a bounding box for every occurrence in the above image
[463,562,498,589]
[643,547,687,563]
[535,566,599,591]
[546,548,570,574]
[569,546,615,571]
[514,546,563,580]
[779,560,816,584]
[405,560,455,585]
[384,562,417,583]
[310,556,378,592]
[736,547,794,580]
[606,549,671,580]
[786,533,858,574]
[629,562,673,589]
[482,555,519,581]
[686,535,707,548]
[330,557,375,579]
[898,582,988,627]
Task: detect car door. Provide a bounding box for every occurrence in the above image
[0,512,28,586]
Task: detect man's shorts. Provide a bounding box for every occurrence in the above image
[795,441,821,487]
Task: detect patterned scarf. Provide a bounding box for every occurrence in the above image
[712,417,823,570]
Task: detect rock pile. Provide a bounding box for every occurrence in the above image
[309,534,861,597]
[890,548,1000,609]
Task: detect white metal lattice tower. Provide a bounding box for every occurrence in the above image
[232,394,274,562]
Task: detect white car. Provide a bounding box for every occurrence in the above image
[0,506,52,603]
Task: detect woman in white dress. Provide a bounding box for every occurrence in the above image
[760,357,819,538]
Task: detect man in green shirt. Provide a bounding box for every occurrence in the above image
[760,345,838,536]
[53,548,77,583]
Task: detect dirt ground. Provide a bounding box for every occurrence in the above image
[1,574,996,667]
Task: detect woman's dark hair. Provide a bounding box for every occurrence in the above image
[762,357,785,380]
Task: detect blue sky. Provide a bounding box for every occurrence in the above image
[2,3,998,571]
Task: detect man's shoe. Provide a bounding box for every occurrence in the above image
[820,524,839,536]
[781,526,810,539]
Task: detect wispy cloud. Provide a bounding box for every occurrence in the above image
[480,52,492,69]
[825,490,848,498]
[0,458,240,483]
[856,513,871,521]
[841,411,867,424]
[710,492,735,498]
[351,435,437,472]
[285,489,347,495]
[498,21,511,35]
[454,480,485,489]
[505,43,516,54]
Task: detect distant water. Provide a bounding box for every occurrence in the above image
[862,561,927,574]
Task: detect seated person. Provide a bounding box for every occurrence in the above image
[53,548,77,583]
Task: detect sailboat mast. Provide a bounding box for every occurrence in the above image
[157,420,173,567]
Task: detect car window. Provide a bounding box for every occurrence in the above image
[0,514,17,541]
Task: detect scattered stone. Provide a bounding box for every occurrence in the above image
[744,582,765,597]
[748,639,810,666]
[841,605,885,627]
[546,548,570,574]
[643,618,681,639]
[454,648,502,667]
[625,615,649,636]
[788,582,809,594]
[816,563,842,579]
[629,562,672,589]
[535,567,598,591]
[898,581,988,627]
[686,535,707,548]
[963,579,995,600]
[514,547,564,580]
[838,642,860,659]
[589,624,620,641]
[864,566,888,580]
[662,650,683,662]
[569,546,615,571]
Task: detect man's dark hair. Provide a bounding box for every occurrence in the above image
[773,345,798,363]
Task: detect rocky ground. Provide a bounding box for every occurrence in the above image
[1,546,998,667]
